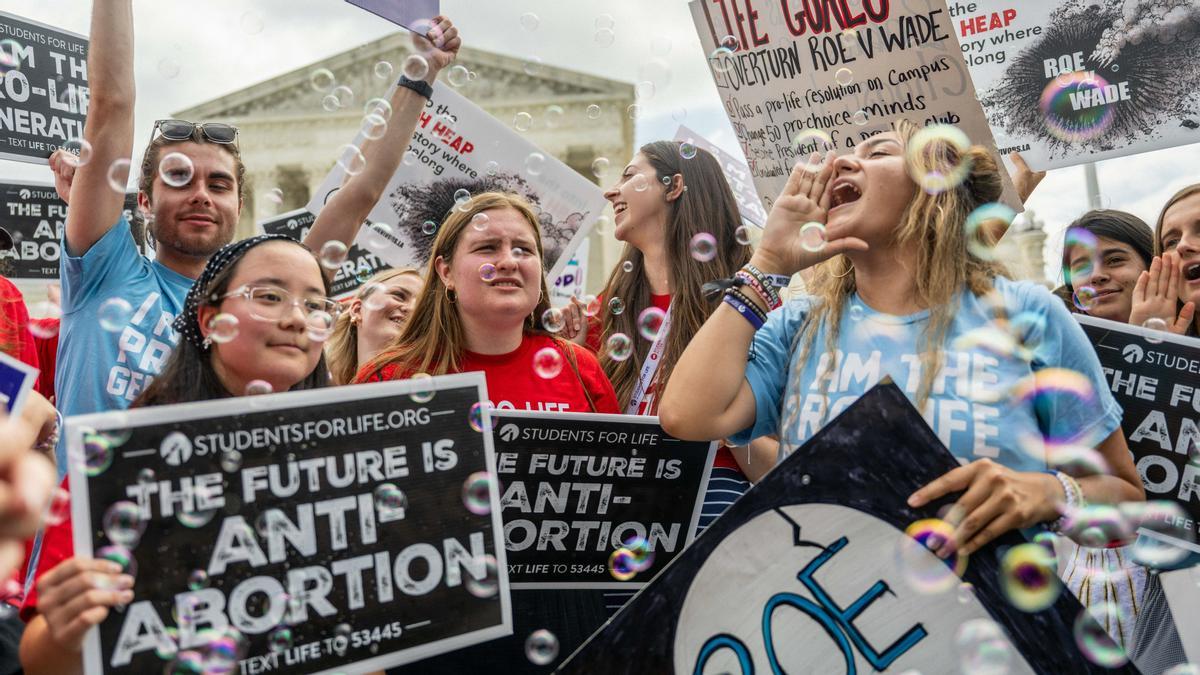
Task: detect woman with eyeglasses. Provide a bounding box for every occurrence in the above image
[18,235,338,674]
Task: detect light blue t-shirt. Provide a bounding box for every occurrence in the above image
[731,277,1123,473]
[55,216,193,468]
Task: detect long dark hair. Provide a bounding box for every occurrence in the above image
[597,141,751,411]
[1060,209,1154,296]
[133,241,332,407]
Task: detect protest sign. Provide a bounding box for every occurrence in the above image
[491,410,715,588]
[66,373,511,674]
[305,82,605,281]
[257,209,393,298]
[0,11,88,164]
[549,239,587,307]
[1076,315,1200,550]
[1161,564,1200,665]
[560,381,1136,674]
[687,0,1018,209]
[0,350,37,414]
[950,0,1200,170]
[345,0,440,33]
[0,181,147,281]
[672,125,766,228]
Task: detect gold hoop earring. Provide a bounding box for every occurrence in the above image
[444,286,457,304]
[831,263,855,278]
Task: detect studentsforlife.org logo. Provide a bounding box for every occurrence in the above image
[499,423,520,442]
[160,431,193,466]
[1123,344,1145,364]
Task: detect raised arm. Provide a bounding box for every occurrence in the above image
[303,17,461,270]
[659,154,868,441]
[63,0,136,256]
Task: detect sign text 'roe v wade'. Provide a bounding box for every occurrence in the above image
[491,411,716,588]
[951,0,1200,170]
[0,11,89,164]
[66,374,511,675]
[1077,315,1200,548]
[688,0,1017,208]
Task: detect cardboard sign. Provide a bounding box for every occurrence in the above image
[560,382,1137,674]
[257,209,395,299]
[548,239,588,307]
[305,83,605,281]
[0,11,89,164]
[1076,315,1200,549]
[491,410,715,588]
[0,181,147,281]
[950,0,1200,170]
[0,349,37,414]
[344,0,440,33]
[672,125,767,227]
[66,374,512,674]
[687,0,1018,209]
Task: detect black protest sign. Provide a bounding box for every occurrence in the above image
[0,181,146,280]
[257,208,393,298]
[491,411,715,588]
[560,382,1139,674]
[0,11,88,164]
[1077,315,1200,546]
[66,374,511,674]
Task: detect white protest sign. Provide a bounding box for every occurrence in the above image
[549,239,588,307]
[687,0,1018,209]
[344,0,440,33]
[67,373,512,674]
[950,0,1200,170]
[306,83,605,281]
[672,125,767,228]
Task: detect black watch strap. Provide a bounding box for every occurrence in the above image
[396,76,433,100]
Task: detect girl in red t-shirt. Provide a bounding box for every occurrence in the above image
[356,192,619,415]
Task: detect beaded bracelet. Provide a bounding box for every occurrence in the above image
[727,287,768,323]
[723,293,765,330]
[743,264,790,292]
[735,271,779,311]
[739,265,781,307]
[1044,470,1084,533]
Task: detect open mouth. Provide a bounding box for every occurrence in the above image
[830,182,862,209]
[1185,263,1200,281]
[613,202,628,216]
[491,279,522,289]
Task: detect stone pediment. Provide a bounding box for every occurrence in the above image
[174,32,632,121]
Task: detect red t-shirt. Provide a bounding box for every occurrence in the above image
[0,277,41,390]
[357,334,620,415]
[19,477,72,622]
[585,292,740,471]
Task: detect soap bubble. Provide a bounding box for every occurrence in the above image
[591,157,610,178]
[513,112,534,132]
[1040,73,1115,143]
[468,400,494,433]
[800,222,827,252]
[220,450,243,473]
[360,113,388,140]
[519,12,540,31]
[896,518,966,593]
[321,94,340,112]
[525,629,559,666]
[159,152,194,187]
[374,483,408,518]
[544,105,564,128]
[103,500,147,547]
[735,226,755,246]
[1074,602,1129,667]
[207,313,239,344]
[609,296,626,314]
[637,307,666,341]
[835,67,854,86]
[523,57,544,77]
[1000,543,1061,612]
[446,64,470,87]
[533,346,564,379]
[98,297,134,332]
[465,554,499,598]
[689,233,717,262]
[45,487,70,526]
[336,144,366,176]
[463,472,495,515]
[157,58,181,79]
[402,55,429,81]
[586,104,602,119]
[1143,317,1168,342]
[525,151,546,176]
[320,240,349,269]
[96,544,136,577]
[478,263,498,282]
[606,333,633,361]
[594,28,615,47]
[330,85,354,107]
[364,97,393,120]
[373,60,393,80]
[268,626,293,654]
[955,619,1012,675]
[906,124,973,194]
[631,174,649,192]
[409,373,435,403]
[82,432,115,476]
[679,141,698,160]
[421,220,437,236]
[608,547,638,581]
[188,569,209,591]
[541,308,566,333]
[309,68,335,92]
[106,158,131,193]
[965,203,1017,261]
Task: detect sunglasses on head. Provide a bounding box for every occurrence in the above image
[150,119,239,146]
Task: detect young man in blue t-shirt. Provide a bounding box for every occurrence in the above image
[45,1,460,473]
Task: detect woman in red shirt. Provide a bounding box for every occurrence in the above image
[356,191,619,415]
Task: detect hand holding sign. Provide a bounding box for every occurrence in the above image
[1129,253,1197,335]
[412,15,461,76]
[908,458,1062,557]
[753,153,868,277]
[35,558,135,653]
[1009,153,1046,205]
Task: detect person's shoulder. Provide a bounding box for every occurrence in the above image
[0,276,21,296]
[990,277,1060,313]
